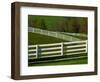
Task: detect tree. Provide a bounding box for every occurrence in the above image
[79,18,87,34]
[72,19,80,33]
[40,19,47,30]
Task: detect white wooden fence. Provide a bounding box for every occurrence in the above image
[61,32,87,38]
[28,40,87,59]
[28,27,81,41]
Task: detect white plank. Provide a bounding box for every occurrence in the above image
[41,51,61,55]
[67,44,86,48]
[66,48,86,52]
[28,53,37,56]
[65,52,87,55]
[39,43,61,47]
[40,47,61,51]
[64,40,87,45]
[28,45,36,48]
[28,49,36,52]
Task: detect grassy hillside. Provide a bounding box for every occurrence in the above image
[28,32,68,45]
[28,32,88,66]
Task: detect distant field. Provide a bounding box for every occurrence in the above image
[28,32,68,45]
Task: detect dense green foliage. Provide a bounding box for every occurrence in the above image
[28,15,88,34]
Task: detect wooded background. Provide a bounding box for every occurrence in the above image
[28,15,88,34]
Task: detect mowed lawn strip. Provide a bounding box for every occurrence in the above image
[29,57,87,66]
[28,53,87,66]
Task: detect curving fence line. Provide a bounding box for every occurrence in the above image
[61,32,87,38]
[28,27,81,41]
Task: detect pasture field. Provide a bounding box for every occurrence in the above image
[28,15,88,66]
[28,32,68,45]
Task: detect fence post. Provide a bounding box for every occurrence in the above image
[61,42,64,56]
[86,40,88,53]
[36,45,39,58]
[32,27,34,32]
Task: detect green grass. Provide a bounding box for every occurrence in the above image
[29,57,87,66]
[28,32,88,66]
[28,32,68,45]
[28,53,88,66]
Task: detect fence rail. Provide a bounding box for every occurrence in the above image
[28,27,81,41]
[28,40,87,59]
[61,32,87,38]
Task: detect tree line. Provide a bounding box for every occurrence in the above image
[28,15,88,34]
